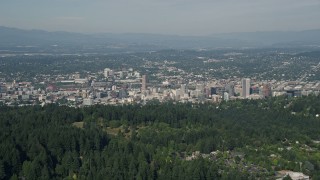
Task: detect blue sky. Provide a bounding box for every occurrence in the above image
[0,0,319,35]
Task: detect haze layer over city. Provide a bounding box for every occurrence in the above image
[1,0,320,35]
[0,1,320,180]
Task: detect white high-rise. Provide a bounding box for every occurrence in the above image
[141,75,147,91]
[180,84,186,94]
[224,92,229,101]
[242,78,250,98]
[104,68,111,78]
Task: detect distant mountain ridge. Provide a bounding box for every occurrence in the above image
[213,30,320,46]
[1,26,320,50]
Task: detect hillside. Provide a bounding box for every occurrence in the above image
[0,96,320,179]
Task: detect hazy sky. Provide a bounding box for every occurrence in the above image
[0,0,319,35]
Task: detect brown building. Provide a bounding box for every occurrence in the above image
[141,75,147,92]
[262,83,272,98]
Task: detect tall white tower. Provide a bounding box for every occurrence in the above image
[104,68,111,78]
[141,75,147,92]
[224,92,229,101]
[242,78,250,98]
[180,84,186,94]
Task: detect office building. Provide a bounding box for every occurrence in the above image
[83,98,94,106]
[180,84,186,94]
[261,83,272,98]
[224,92,229,101]
[242,78,250,98]
[104,68,111,78]
[225,83,235,96]
[141,75,147,91]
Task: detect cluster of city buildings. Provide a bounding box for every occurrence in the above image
[0,67,320,107]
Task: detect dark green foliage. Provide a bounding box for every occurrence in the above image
[283,175,293,180]
[0,96,319,179]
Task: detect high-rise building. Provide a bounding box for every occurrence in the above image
[178,84,187,98]
[261,83,272,98]
[104,68,111,78]
[196,84,205,92]
[223,92,229,101]
[210,86,224,96]
[180,84,186,94]
[242,78,250,98]
[210,87,217,95]
[83,98,94,106]
[119,89,128,99]
[109,70,114,76]
[205,87,211,98]
[141,75,147,91]
[225,83,235,96]
[119,71,124,79]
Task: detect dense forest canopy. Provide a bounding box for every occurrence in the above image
[0,95,320,179]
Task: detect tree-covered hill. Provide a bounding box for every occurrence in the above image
[0,96,320,179]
